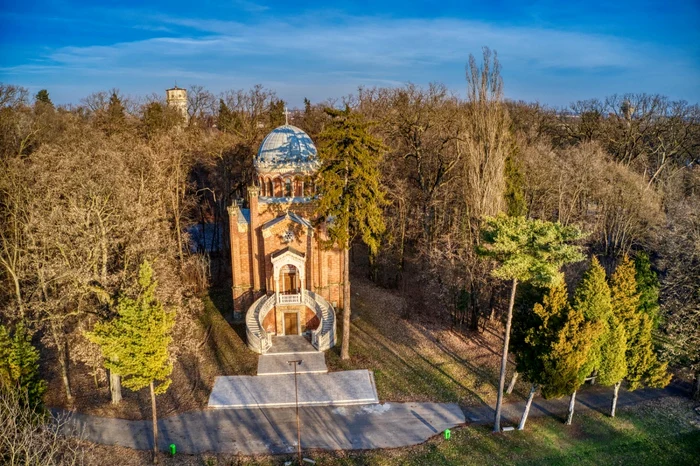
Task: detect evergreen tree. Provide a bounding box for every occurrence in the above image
[479,214,585,432]
[0,324,47,410]
[543,298,601,425]
[315,106,387,360]
[269,98,286,127]
[611,256,670,393]
[34,89,53,107]
[596,314,627,416]
[141,102,183,138]
[573,256,613,381]
[0,325,12,387]
[103,91,126,135]
[86,261,174,463]
[217,98,234,133]
[635,252,661,329]
[514,283,566,429]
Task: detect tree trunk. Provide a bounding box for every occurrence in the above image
[493,277,518,432]
[50,320,72,401]
[109,369,122,404]
[340,246,351,360]
[469,281,479,331]
[150,381,158,464]
[610,381,621,417]
[3,263,24,318]
[506,371,519,395]
[565,391,577,425]
[518,384,537,430]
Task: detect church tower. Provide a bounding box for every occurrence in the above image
[166,86,189,123]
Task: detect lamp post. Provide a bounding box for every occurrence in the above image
[288,359,303,464]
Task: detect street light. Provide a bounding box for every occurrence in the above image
[288,359,303,464]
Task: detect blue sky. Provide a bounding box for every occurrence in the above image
[1,0,699,108]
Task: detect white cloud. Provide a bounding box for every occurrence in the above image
[3,13,698,106]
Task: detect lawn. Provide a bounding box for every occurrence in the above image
[325,276,519,406]
[199,288,258,377]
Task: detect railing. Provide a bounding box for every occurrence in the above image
[304,290,336,352]
[245,294,276,354]
[277,293,301,304]
[246,289,336,354]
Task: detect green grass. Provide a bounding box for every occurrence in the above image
[198,288,258,377]
[323,279,506,406]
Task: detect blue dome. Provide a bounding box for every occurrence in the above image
[255,125,319,172]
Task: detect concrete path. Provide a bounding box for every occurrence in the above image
[257,352,328,375]
[208,370,378,408]
[58,382,690,456]
[267,336,317,354]
[63,402,465,455]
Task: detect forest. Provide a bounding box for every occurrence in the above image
[0,49,699,462]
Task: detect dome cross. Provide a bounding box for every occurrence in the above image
[284,106,290,125]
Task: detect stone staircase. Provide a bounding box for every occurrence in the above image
[246,290,336,354]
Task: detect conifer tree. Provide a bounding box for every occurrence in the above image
[546,304,601,425]
[315,106,386,360]
[573,256,613,383]
[103,91,126,135]
[0,323,47,410]
[141,101,183,137]
[34,89,53,107]
[597,315,627,416]
[515,283,567,430]
[86,261,174,463]
[217,98,234,133]
[635,252,661,329]
[611,256,670,402]
[479,214,585,432]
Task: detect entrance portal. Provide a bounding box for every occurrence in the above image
[281,264,300,294]
[284,312,299,335]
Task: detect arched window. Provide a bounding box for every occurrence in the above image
[259,177,265,195]
[267,179,273,197]
[274,178,282,197]
[285,178,292,197]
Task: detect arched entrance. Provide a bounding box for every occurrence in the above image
[280,264,300,295]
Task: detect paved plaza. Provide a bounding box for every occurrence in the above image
[208,370,378,409]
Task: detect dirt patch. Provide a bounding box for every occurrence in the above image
[43,290,258,420]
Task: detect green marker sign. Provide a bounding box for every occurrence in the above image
[444,429,451,440]
[169,444,176,456]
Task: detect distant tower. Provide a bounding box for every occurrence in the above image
[166,85,189,123]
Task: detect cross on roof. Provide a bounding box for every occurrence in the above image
[284,106,290,125]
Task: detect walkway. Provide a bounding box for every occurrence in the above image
[266,336,317,354]
[63,402,464,455]
[58,383,689,455]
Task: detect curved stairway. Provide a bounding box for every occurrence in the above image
[246,290,336,354]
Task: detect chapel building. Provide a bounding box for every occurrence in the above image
[228,123,341,354]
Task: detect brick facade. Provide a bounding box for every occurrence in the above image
[229,187,344,331]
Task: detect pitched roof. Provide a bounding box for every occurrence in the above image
[261,211,313,231]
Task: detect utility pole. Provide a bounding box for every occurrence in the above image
[288,359,303,464]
